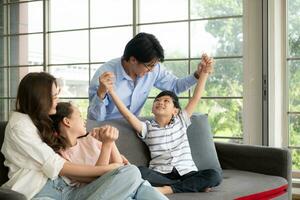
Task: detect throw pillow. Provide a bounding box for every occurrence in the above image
[187,113,222,174]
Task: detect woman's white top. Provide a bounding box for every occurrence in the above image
[1,112,65,199]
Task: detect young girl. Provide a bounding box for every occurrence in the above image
[50,102,128,186]
[1,72,167,200]
[103,54,222,195]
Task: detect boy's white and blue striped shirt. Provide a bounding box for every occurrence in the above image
[139,110,198,175]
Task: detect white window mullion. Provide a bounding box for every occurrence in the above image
[268,0,288,148]
[243,0,263,145]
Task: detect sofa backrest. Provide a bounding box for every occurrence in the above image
[0,121,9,185]
[87,119,151,166]
[86,114,222,173]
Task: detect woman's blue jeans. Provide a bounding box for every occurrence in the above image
[32,165,168,200]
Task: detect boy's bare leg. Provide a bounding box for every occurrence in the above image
[155,186,173,195]
[204,187,212,192]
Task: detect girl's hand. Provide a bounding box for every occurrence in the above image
[92,125,119,143]
[108,163,124,171]
[121,154,130,165]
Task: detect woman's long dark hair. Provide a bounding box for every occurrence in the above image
[16,72,67,152]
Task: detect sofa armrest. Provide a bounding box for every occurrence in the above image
[215,142,291,183]
[0,188,26,200]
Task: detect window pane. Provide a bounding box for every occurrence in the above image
[291,149,300,170]
[0,36,4,67]
[49,31,88,64]
[9,66,43,97]
[90,64,101,84]
[0,99,8,121]
[191,0,242,19]
[139,0,187,23]
[0,67,8,97]
[194,99,243,137]
[49,65,89,98]
[50,0,88,31]
[214,138,243,144]
[60,98,89,120]
[289,114,300,147]
[288,60,300,112]
[9,98,15,114]
[91,27,132,62]
[191,18,243,58]
[139,22,188,59]
[90,0,132,27]
[191,58,243,97]
[10,1,42,34]
[8,0,37,2]
[9,34,43,66]
[288,0,300,57]
[0,4,4,35]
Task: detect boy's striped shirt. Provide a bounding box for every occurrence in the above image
[139,110,198,175]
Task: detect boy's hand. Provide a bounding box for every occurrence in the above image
[200,53,214,74]
[92,125,119,143]
[98,72,115,99]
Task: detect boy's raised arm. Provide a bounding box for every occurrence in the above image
[184,54,213,117]
[109,89,143,133]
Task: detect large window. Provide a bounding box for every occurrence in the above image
[0,0,243,143]
[139,0,243,142]
[287,0,300,170]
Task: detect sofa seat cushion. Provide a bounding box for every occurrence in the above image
[166,169,288,200]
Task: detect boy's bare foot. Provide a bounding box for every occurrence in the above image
[204,187,212,192]
[155,186,174,195]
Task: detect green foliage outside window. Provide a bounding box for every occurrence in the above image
[142,0,243,141]
[288,0,300,170]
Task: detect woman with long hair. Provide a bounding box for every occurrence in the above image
[1,72,167,200]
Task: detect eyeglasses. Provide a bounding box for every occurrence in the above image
[52,88,61,100]
[142,61,158,72]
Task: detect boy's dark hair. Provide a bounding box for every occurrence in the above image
[155,91,181,109]
[50,102,73,152]
[122,32,164,63]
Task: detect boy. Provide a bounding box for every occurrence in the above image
[104,54,222,194]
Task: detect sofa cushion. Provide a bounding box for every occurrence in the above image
[166,169,288,200]
[187,114,222,173]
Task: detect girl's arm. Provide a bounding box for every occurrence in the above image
[59,161,123,177]
[95,142,113,166]
[108,89,143,133]
[110,142,123,163]
[94,126,119,165]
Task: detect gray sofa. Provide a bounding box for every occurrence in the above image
[0,116,291,200]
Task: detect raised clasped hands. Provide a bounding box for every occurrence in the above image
[98,72,115,99]
[197,53,214,76]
